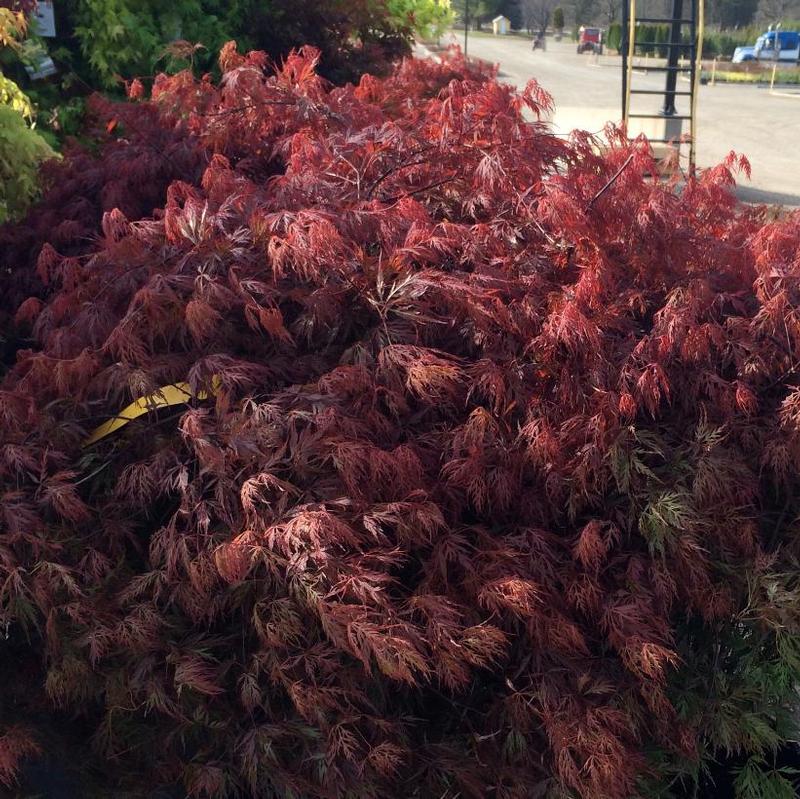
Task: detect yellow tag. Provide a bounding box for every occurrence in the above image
[82,377,220,447]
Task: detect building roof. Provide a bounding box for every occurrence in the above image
[493,15,510,22]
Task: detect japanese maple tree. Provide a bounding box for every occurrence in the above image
[1,44,800,799]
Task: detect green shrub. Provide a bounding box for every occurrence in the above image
[606,21,622,53]
[11,0,450,99]
[0,104,54,224]
[69,0,244,88]
[654,24,668,58]
[0,6,56,223]
[701,66,800,83]
[636,23,656,55]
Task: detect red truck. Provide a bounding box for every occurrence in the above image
[577,26,603,54]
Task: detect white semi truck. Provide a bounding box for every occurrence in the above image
[732,29,800,63]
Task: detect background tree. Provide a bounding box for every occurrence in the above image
[19,0,452,93]
[757,0,793,23]
[710,0,759,27]
[568,0,598,29]
[521,0,557,34]
[553,5,565,30]
[499,0,525,28]
[601,0,617,24]
[451,0,504,30]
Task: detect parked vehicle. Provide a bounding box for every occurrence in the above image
[732,29,800,63]
[577,26,603,54]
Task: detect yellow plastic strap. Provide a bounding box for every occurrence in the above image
[82,377,220,447]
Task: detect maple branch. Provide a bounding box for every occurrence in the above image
[365,144,436,199]
[587,154,635,209]
[196,99,296,117]
[74,459,113,485]
[366,157,432,199]
[760,361,800,394]
[380,174,457,204]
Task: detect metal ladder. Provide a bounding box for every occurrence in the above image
[621,0,705,172]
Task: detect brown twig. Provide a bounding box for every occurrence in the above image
[196,99,296,117]
[587,154,635,209]
[366,154,433,199]
[380,175,457,204]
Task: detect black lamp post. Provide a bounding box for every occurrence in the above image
[662,0,684,115]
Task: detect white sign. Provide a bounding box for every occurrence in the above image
[25,55,57,81]
[31,1,57,38]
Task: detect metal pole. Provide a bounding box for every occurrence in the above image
[689,0,704,173]
[464,0,469,58]
[622,0,629,120]
[625,0,637,125]
[772,22,781,88]
[662,0,684,115]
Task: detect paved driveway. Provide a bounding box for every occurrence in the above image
[435,33,800,206]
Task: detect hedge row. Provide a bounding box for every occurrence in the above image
[606,20,800,59]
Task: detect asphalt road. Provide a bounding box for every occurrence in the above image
[438,33,800,206]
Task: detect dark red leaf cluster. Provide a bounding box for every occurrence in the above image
[2,44,800,797]
[0,48,492,363]
[238,0,414,85]
[0,95,204,364]
[0,1,37,13]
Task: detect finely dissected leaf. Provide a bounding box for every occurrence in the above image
[1,42,800,799]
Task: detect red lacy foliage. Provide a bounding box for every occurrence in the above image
[0,48,492,359]
[2,44,800,798]
[0,95,204,360]
[0,726,39,788]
